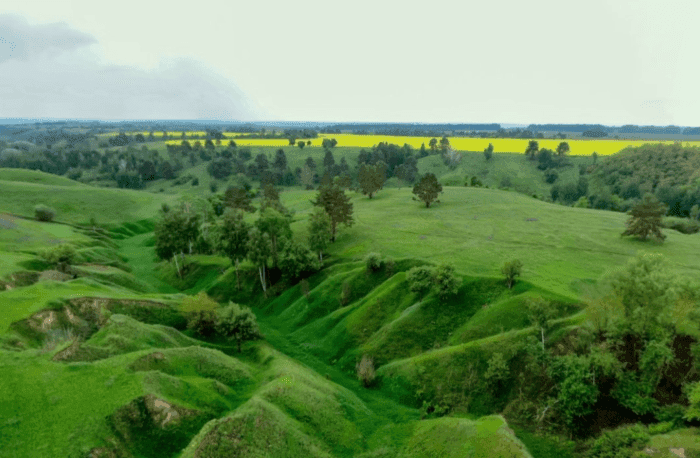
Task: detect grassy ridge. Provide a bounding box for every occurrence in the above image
[279,186,700,299]
[0,177,177,228]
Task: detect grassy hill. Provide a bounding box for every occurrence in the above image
[0,173,178,231]
[3,162,700,458]
[276,186,700,299]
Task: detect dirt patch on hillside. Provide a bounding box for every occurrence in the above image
[0,213,18,229]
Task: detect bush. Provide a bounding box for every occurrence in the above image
[40,244,77,273]
[215,302,261,353]
[544,169,559,184]
[187,310,218,338]
[433,264,461,300]
[356,354,376,387]
[191,177,199,186]
[501,259,523,289]
[365,252,382,272]
[585,424,650,458]
[35,205,56,222]
[406,266,435,302]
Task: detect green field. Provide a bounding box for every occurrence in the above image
[2,157,700,458]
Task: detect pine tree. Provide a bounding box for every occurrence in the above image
[621,194,667,241]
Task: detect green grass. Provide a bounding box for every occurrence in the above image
[280,186,700,299]
[0,178,177,228]
[0,168,85,187]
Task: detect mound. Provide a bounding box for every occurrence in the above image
[0,168,85,186]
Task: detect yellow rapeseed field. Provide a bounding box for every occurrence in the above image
[106,131,700,156]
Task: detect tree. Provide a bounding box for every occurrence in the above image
[223,186,255,213]
[429,138,438,152]
[34,204,56,222]
[356,355,376,387]
[207,158,233,180]
[218,209,250,290]
[180,291,219,338]
[255,207,292,268]
[308,207,332,262]
[412,173,442,208]
[278,239,320,280]
[556,141,570,156]
[484,352,510,392]
[526,296,556,351]
[621,193,667,242]
[273,149,287,172]
[406,266,434,302]
[311,184,354,242]
[40,243,76,273]
[358,163,385,199]
[525,140,539,160]
[323,149,336,174]
[215,302,262,353]
[501,259,523,289]
[484,143,494,161]
[298,141,305,149]
[247,227,272,294]
[433,264,461,300]
[439,136,450,153]
[154,208,201,277]
[300,165,315,189]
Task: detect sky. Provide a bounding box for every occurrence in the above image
[2,0,699,126]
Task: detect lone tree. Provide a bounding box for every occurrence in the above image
[247,227,272,295]
[526,297,556,351]
[311,184,354,242]
[484,143,494,161]
[501,259,523,289]
[412,173,442,208]
[308,207,332,262]
[432,264,461,300]
[525,140,539,161]
[358,162,386,199]
[406,266,434,303]
[154,209,201,277]
[621,193,667,242]
[556,142,570,156]
[218,208,250,290]
[216,302,262,353]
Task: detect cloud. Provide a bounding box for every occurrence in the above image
[0,14,97,63]
[0,14,261,120]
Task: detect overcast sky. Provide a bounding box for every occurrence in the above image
[2,0,699,125]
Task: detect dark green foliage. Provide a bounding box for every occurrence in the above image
[154,208,201,261]
[621,194,667,241]
[187,310,218,337]
[278,239,321,280]
[556,142,570,156]
[40,243,76,273]
[501,259,523,289]
[584,424,650,458]
[547,354,598,430]
[545,169,559,184]
[432,264,460,300]
[412,173,442,208]
[484,143,494,161]
[207,158,233,180]
[255,207,292,267]
[364,252,382,272]
[247,227,272,294]
[216,302,262,353]
[525,140,539,160]
[551,177,588,205]
[223,186,255,213]
[358,162,386,199]
[218,208,250,290]
[308,208,332,262]
[311,184,354,242]
[406,266,434,302]
[484,352,510,391]
[34,204,56,222]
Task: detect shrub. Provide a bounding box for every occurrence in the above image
[544,169,559,184]
[191,177,199,186]
[35,204,56,222]
[501,259,523,289]
[356,354,376,387]
[406,266,435,302]
[215,302,261,353]
[585,424,649,458]
[187,310,218,338]
[364,252,382,272]
[433,264,461,300]
[40,244,77,273]
[339,281,352,307]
